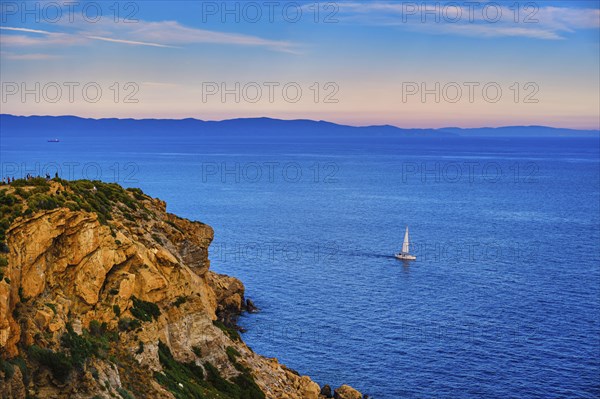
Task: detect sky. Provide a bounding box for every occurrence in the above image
[0,0,599,129]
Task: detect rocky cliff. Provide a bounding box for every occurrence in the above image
[0,179,361,399]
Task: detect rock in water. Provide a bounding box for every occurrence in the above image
[321,384,333,397]
[246,298,259,313]
[0,180,362,399]
[334,384,364,399]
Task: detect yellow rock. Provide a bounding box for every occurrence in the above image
[33,309,53,329]
[334,384,363,399]
[0,181,362,399]
[154,247,178,266]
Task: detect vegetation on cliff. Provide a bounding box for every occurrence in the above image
[1,177,151,225]
[0,179,353,399]
[0,177,150,267]
[0,178,152,282]
[154,341,265,399]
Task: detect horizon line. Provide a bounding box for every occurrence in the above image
[2,113,599,132]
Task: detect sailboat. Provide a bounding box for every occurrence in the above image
[395,226,416,261]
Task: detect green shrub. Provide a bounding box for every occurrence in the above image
[173,296,188,308]
[0,193,17,206]
[151,234,163,245]
[27,345,72,383]
[27,193,60,211]
[62,180,143,225]
[60,322,116,370]
[10,177,50,189]
[0,358,15,379]
[213,320,240,341]
[130,297,161,322]
[192,346,202,357]
[154,341,264,399]
[0,187,25,245]
[64,201,81,211]
[118,318,141,332]
[10,357,28,384]
[18,287,28,303]
[61,325,100,368]
[204,362,239,396]
[89,320,106,337]
[226,346,241,363]
[154,341,206,399]
[0,357,28,382]
[14,187,29,198]
[126,187,146,201]
[113,304,121,317]
[117,387,136,399]
[232,373,265,399]
[223,348,264,399]
[136,341,144,355]
[165,220,183,232]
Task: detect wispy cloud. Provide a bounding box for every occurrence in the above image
[0,26,81,46]
[0,27,57,35]
[536,6,600,31]
[123,20,296,52]
[336,2,600,40]
[0,20,296,52]
[87,35,178,48]
[444,25,562,40]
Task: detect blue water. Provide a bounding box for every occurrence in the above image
[1,132,599,399]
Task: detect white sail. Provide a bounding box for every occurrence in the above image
[402,226,410,254]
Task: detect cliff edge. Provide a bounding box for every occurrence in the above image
[0,178,362,399]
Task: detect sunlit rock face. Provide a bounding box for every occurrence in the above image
[0,180,360,399]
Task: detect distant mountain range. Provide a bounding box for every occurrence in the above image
[1,114,598,138]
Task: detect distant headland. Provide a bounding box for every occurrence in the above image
[1,114,598,138]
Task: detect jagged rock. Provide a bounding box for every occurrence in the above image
[209,272,246,325]
[246,298,259,313]
[334,385,363,399]
[0,181,361,399]
[321,384,333,397]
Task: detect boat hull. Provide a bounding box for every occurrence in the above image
[395,253,416,261]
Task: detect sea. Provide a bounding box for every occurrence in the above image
[1,130,599,399]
